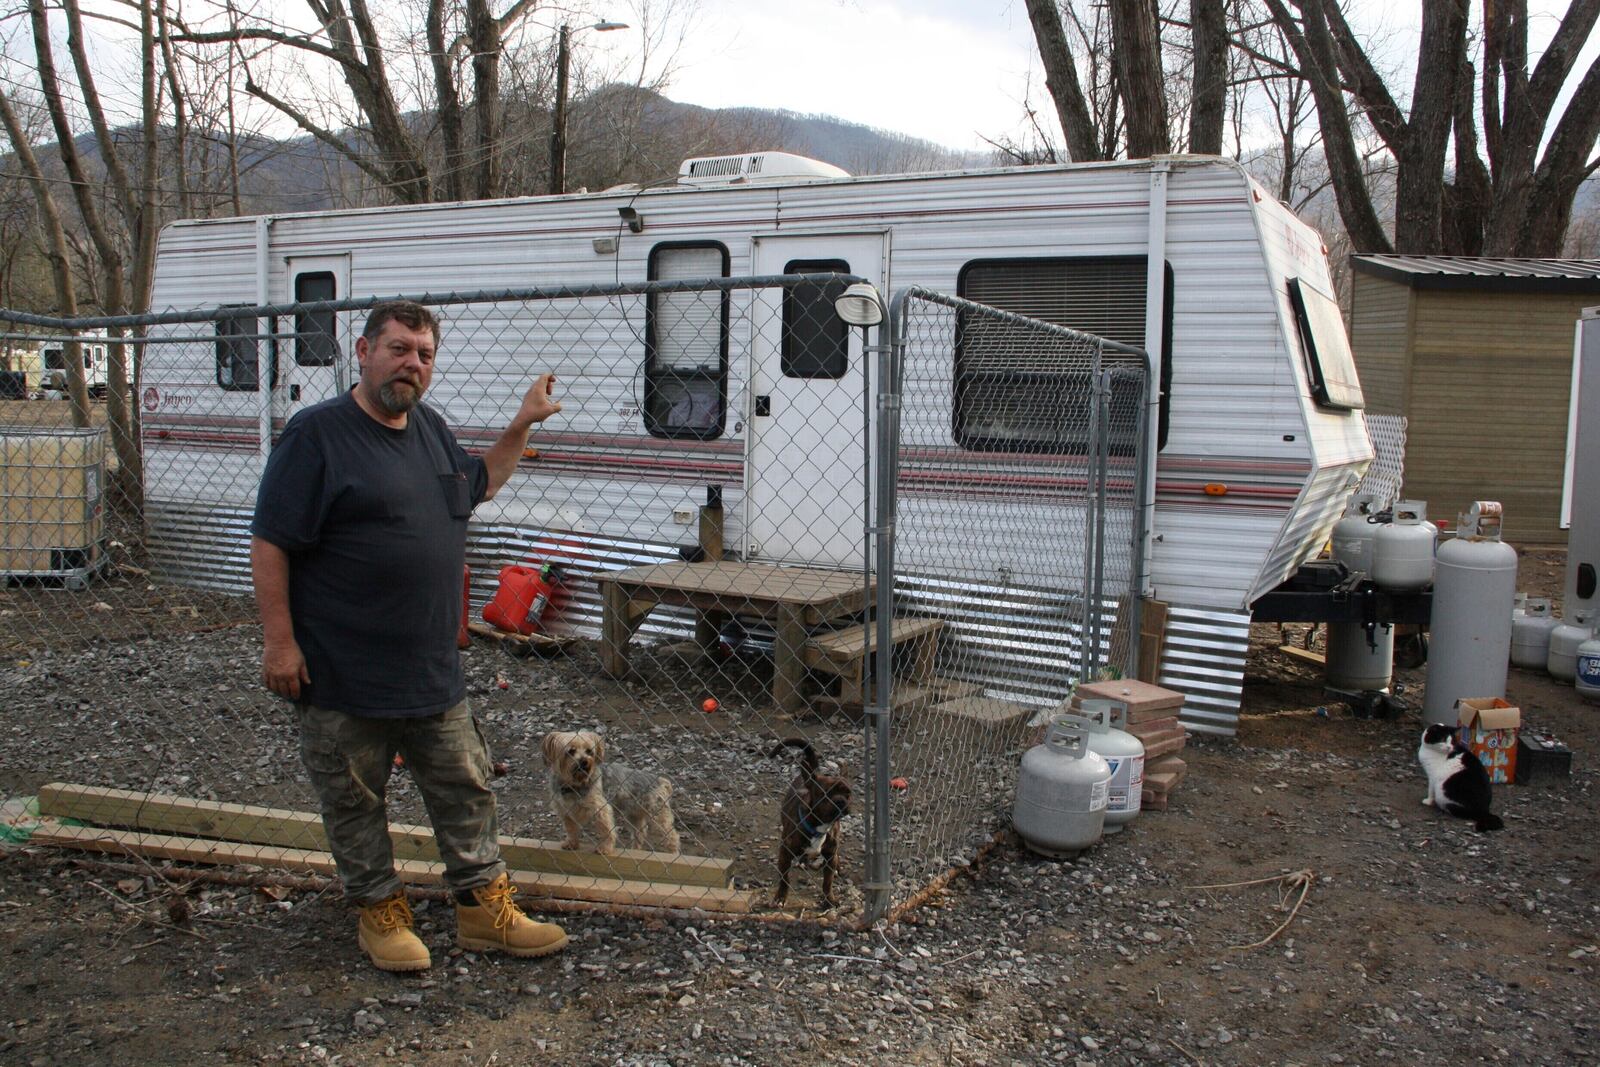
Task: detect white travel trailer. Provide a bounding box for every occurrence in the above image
[141,154,1372,732]
[40,332,110,399]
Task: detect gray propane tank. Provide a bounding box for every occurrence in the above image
[1331,495,1385,576]
[1068,700,1145,834]
[1423,502,1519,725]
[1326,622,1395,692]
[1373,501,1438,591]
[1548,610,1593,682]
[1013,718,1111,859]
[1576,631,1600,702]
[1510,597,1560,670]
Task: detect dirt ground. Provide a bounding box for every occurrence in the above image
[1,549,1596,1066]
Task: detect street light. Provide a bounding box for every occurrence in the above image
[550,18,629,195]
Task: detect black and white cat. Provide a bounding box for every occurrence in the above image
[1417,724,1504,832]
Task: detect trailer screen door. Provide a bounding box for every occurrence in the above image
[746,234,884,567]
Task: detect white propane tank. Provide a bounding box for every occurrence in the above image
[1511,598,1561,670]
[1548,611,1593,682]
[1331,495,1385,575]
[1576,632,1600,702]
[1373,501,1438,591]
[1423,502,1519,724]
[1070,700,1145,834]
[1326,623,1395,691]
[1013,718,1111,858]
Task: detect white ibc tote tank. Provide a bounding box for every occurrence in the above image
[1423,503,1519,725]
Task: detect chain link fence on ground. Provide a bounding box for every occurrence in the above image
[0,277,1147,926]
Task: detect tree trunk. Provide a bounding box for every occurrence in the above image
[466,0,500,199]
[1266,0,1391,252]
[1391,0,1467,252]
[1108,0,1170,157]
[1023,0,1104,161]
[1188,0,1227,154]
[427,0,467,202]
[0,91,89,424]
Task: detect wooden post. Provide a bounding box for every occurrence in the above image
[772,602,807,713]
[694,485,726,648]
[600,582,655,678]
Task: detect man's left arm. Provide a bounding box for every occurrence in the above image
[480,372,563,501]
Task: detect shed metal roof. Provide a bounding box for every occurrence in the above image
[1352,254,1600,294]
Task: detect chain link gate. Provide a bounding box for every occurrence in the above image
[0,276,1146,928]
[866,288,1150,922]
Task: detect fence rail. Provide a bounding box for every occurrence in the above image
[0,276,1147,927]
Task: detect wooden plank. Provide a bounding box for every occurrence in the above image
[597,561,872,607]
[772,602,808,714]
[804,617,944,663]
[36,783,732,889]
[809,677,982,720]
[926,696,1033,735]
[466,621,576,651]
[31,825,754,914]
[1277,643,1326,667]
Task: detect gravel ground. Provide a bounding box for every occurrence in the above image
[1,550,1596,1066]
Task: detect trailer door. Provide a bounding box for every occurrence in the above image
[278,255,352,421]
[746,233,885,567]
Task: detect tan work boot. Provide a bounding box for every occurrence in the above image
[356,891,432,973]
[456,873,568,957]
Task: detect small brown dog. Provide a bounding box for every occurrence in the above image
[769,737,852,909]
[540,731,681,855]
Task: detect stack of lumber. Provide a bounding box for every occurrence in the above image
[28,783,752,914]
[1072,679,1189,812]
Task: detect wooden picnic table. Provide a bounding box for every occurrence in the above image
[593,561,875,712]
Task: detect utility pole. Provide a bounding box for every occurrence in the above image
[549,23,570,196]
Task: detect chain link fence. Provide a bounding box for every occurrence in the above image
[0,277,1147,926]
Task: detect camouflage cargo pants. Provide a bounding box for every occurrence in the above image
[297,699,505,904]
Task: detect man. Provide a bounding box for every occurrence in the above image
[251,300,566,972]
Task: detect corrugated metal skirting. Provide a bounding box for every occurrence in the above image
[1154,604,1252,736]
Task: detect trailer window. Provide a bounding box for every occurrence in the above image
[43,347,63,370]
[216,308,262,391]
[782,260,850,379]
[955,257,1170,453]
[295,271,340,367]
[1287,278,1364,411]
[645,242,729,439]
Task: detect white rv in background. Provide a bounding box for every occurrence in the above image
[40,332,110,399]
[140,154,1373,732]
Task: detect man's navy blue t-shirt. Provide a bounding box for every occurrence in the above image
[252,391,488,717]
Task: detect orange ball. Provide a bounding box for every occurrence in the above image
[701,697,719,713]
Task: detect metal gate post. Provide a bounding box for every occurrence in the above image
[863,292,905,925]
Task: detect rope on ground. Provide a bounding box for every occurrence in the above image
[1183,867,1316,951]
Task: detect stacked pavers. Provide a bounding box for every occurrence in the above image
[1073,679,1188,812]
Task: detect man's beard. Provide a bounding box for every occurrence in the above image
[378,378,421,414]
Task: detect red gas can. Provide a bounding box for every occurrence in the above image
[482,564,557,635]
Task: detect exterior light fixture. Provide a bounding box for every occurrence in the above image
[834,282,885,327]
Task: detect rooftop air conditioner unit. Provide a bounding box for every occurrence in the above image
[677,151,849,187]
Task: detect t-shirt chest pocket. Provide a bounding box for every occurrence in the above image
[439,472,472,518]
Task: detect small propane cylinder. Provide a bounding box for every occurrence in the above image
[1423,502,1519,725]
[1326,622,1395,692]
[1548,610,1593,682]
[1013,718,1111,859]
[1576,631,1600,702]
[1373,501,1438,591]
[1069,700,1145,834]
[1331,495,1384,576]
[1510,598,1560,670]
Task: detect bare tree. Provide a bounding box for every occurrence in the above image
[1024,0,1104,161]
[1188,0,1228,153]
[1109,0,1172,156]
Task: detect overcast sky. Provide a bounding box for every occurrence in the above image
[654,0,1600,154]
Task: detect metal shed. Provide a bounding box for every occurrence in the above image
[1349,255,1600,544]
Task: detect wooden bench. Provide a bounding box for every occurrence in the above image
[802,616,945,711]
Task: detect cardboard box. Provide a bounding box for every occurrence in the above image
[1455,698,1521,785]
